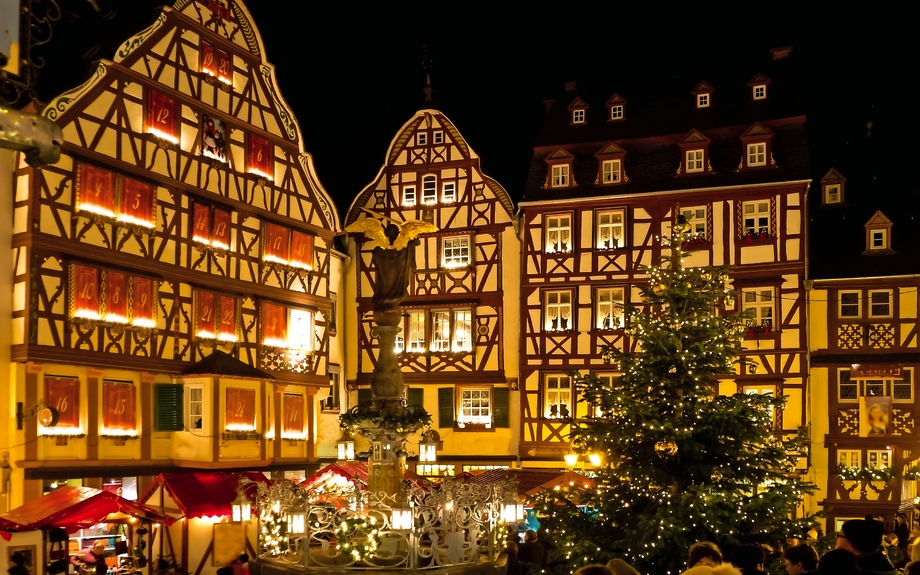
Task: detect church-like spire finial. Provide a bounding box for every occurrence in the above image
[422,45,435,108]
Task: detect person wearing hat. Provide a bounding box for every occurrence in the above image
[605,558,640,575]
[835,518,897,575]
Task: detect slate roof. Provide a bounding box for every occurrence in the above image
[523,53,809,203]
[182,350,274,380]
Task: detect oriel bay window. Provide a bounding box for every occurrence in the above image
[195,291,238,342]
[76,164,156,229]
[70,264,157,328]
[263,222,314,270]
[544,290,572,332]
[262,302,314,353]
[596,287,625,330]
[192,202,231,249]
[545,214,572,253]
[102,380,136,436]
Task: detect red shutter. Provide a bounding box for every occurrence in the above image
[262,302,287,345]
[133,277,154,326]
[121,178,154,227]
[103,382,136,431]
[283,394,304,436]
[45,377,80,429]
[218,295,237,340]
[290,231,313,269]
[147,91,177,142]
[197,291,216,336]
[217,50,231,83]
[248,134,272,179]
[81,165,116,216]
[226,387,255,429]
[105,271,128,322]
[211,208,231,249]
[264,223,290,262]
[201,41,215,75]
[74,265,100,318]
[192,203,212,244]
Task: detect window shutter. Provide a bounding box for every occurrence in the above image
[154,384,183,431]
[438,388,454,428]
[493,387,510,428]
[357,388,372,406]
[408,388,424,408]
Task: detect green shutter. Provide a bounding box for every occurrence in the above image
[154,384,183,431]
[357,388,372,406]
[493,387,510,428]
[438,388,454,428]
[407,388,424,408]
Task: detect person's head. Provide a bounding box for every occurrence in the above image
[731,544,766,569]
[524,530,537,542]
[817,548,859,575]
[605,558,639,575]
[687,541,723,568]
[783,544,818,575]
[92,541,105,554]
[572,566,612,575]
[9,554,26,566]
[905,560,920,575]
[837,518,884,554]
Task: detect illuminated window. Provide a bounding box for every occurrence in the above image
[681,206,708,240]
[825,184,841,204]
[544,290,572,332]
[838,449,860,468]
[417,464,455,477]
[262,302,314,352]
[146,91,178,144]
[186,385,204,430]
[263,222,313,270]
[743,201,770,235]
[247,134,273,180]
[192,202,231,250]
[282,393,306,439]
[596,210,624,249]
[195,291,238,342]
[747,143,767,167]
[225,387,256,431]
[457,388,491,427]
[839,367,914,403]
[402,185,416,207]
[429,309,472,353]
[697,93,709,108]
[742,288,773,328]
[544,374,572,418]
[322,367,341,411]
[610,105,623,120]
[602,159,621,183]
[397,311,426,353]
[77,164,155,228]
[546,214,572,253]
[572,109,585,123]
[442,236,470,268]
[102,380,136,435]
[44,376,80,431]
[686,150,704,173]
[70,264,156,328]
[839,291,860,318]
[753,85,766,100]
[442,182,456,203]
[200,41,216,76]
[551,165,569,187]
[868,290,892,318]
[867,450,891,469]
[422,176,438,205]
[596,287,625,330]
[869,229,889,251]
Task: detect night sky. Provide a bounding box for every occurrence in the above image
[32,2,911,220]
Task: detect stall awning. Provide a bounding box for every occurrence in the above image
[139,471,270,519]
[0,486,176,532]
[464,468,595,496]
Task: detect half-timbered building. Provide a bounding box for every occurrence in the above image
[7,0,340,506]
[344,109,520,477]
[517,50,813,480]
[808,125,920,527]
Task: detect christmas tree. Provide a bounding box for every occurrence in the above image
[535,218,817,575]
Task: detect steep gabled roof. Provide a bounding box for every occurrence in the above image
[182,350,274,379]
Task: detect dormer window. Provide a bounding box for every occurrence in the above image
[606,93,627,121]
[678,129,710,176]
[568,97,588,125]
[740,123,774,170]
[821,168,846,205]
[686,150,704,172]
[602,160,621,183]
[544,148,575,189]
[552,165,569,187]
[611,106,623,120]
[747,143,766,166]
[595,143,627,185]
[748,73,771,101]
[692,81,714,109]
[864,211,894,254]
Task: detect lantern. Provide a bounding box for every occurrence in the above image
[419,432,438,463]
[391,507,413,531]
[231,487,251,523]
[588,453,602,467]
[501,494,523,524]
[564,452,579,468]
[337,433,355,462]
[287,505,306,536]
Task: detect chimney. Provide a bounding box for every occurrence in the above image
[770,46,793,61]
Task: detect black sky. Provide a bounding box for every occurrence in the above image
[32,2,911,220]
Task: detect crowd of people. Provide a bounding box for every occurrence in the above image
[503,516,920,575]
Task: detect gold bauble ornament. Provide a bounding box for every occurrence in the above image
[684,281,693,289]
[653,283,667,295]
[654,439,678,458]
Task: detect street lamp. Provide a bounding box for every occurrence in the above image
[501,493,523,524]
[564,452,579,468]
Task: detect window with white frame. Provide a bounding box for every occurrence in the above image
[186,385,204,430]
[743,201,770,235]
[417,133,427,146]
[867,450,891,469]
[824,184,841,204]
[545,290,572,331]
[572,109,585,123]
[442,236,471,268]
[422,176,437,205]
[753,85,766,100]
[433,131,443,144]
[551,164,570,187]
[452,310,472,352]
[602,159,622,183]
[544,374,572,418]
[402,185,416,207]
[697,94,710,108]
[681,206,707,239]
[838,449,860,468]
[596,287,625,330]
[432,311,451,352]
[457,388,491,427]
[839,291,860,318]
[838,369,857,402]
[610,105,624,120]
[869,229,888,251]
[745,386,776,425]
[442,182,456,203]
[869,290,892,317]
[546,214,572,253]
[399,310,426,353]
[742,288,773,328]
[596,210,624,249]
[686,150,704,173]
[428,309,473,353]
[747,143,767,166]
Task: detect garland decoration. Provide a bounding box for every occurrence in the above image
[339,403,431,434]
[336,515,380,562]
[836,464,895,481]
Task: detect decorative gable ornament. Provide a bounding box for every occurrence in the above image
[739,123,775,170]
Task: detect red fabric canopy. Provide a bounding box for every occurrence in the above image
[139,471,269,519]
[0,486,176,532]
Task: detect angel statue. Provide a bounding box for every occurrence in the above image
[345,211,438,327]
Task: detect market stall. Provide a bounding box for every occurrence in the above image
[0,486,176,575]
